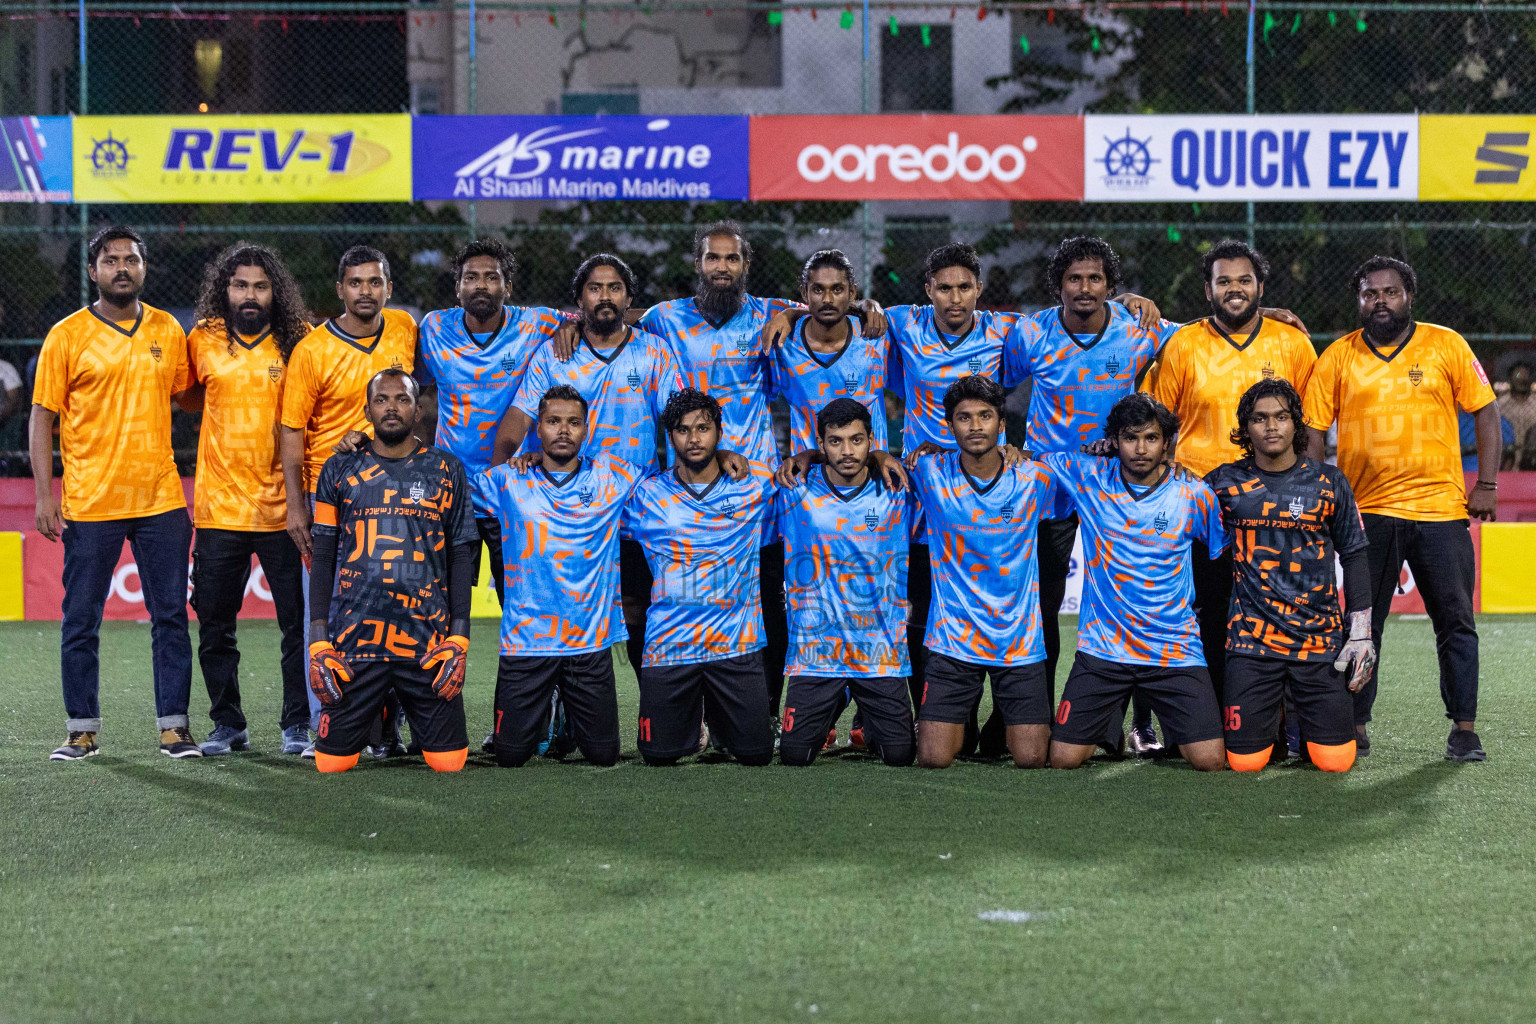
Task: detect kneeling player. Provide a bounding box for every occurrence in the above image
[307,369,478,773]
[1206,379,1375,772]
[911,376,1060,769]
[477,385,640,767]
[625,389,776,767]
[778,399,914,767]
[1041,394,1228,771]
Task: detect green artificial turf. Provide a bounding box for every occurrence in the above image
[2,616,1534,1023]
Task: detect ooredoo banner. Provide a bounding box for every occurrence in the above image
[749,115,1083,201]
[1084,114,1418,202]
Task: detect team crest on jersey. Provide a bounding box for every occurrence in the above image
[1153,512,1169,532]
[1409,363,1423,387]
[864,509,879,529]
[1261,361,1276,380]
[148,342,162,362]
[1288,496,1304,520]
[390,358,403,370]
[627,370,642,389]
[720,498,736,517]
[1000,502,1016,522]
[501,354,519,375]
[1104,357,1120,376]
[577,486,594,507]
[267,362,282,382]
[843,371,860,390]
[967,356,983,375]
[407,482,425,503]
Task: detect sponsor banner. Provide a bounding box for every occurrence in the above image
[73,114,411,203]
[1085,115,1418,202]
[749,115,1083,201]
[1420,115,1536,201]
[413,115,748,201]
[0,116,72,202]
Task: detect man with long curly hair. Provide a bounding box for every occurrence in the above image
[179,242,314,755]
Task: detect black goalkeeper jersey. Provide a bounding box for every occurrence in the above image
[1205,456,1369,662]
[312,445,477,662]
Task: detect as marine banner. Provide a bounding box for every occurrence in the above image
[72,114,411,203]
[1419,115,1536,201]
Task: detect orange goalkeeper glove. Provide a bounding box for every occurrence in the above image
[420,634,469,701]
[308,641,352,707]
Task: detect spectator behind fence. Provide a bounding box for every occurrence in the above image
[1460,406,1514,471]
[1497,362,1536,469]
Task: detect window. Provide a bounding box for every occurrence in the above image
[881,24,952,112]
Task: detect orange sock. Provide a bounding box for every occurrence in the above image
[315,751,359,773]
[1226,745,1272,772]
[1307,740,1356,773]
[423,747,468,773]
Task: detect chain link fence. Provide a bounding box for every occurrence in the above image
[1,1,1533,467]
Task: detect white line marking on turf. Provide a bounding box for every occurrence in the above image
[939,852,952,860]
[977,910,1054,923]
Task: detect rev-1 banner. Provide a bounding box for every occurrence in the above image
[412,115,749,201]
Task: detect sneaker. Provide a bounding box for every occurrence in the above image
[280,725,310,755]
[301,742,316,760]
[822,728,838,752]
[481,732,495,755]
[199,725,250,756]
[1446,728,1487,762]
[1286,718,1302,760]
[160,727,204,759]
[50,731,99,761]
[849,726,867,750]
[1127,725,1164,758]
[1355,727,1370,758]
[539,692,576,759]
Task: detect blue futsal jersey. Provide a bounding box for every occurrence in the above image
[885,305,1018,452]
[416,305,567,512]
[777,469,909,678]
[911,451,1057,667]
[770,317,890,455]
[512,328,684,471]
[1040,452,1227,668]
[638,296,795,465]
[622,462,776,668]
[474,454,640,657]
[1001,303,1176,453]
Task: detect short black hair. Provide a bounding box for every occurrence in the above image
[1230,378,1308,458]
[1351,255,1417,297]
[942,374,1005,420]
[799,249,857,293]
[924,242,981,283]
[537,383,589,419]
[338,245,390,283]
[816,397,873,438]
[693,220,753,263]
[1201,239,1269,286]
[454,237,516,284]
[661,387,723,433]
[366,366,419,402]
[88,225,146,266]
[1105,392,1179,443]
[571,253,637,303]
[1047,236,1120,299]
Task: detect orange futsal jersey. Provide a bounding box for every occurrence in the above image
[280,308,417,493]
[187,321,288,530]
[32,304,189,521]
[1303,323,1495,521]
[1147,317,1316,477]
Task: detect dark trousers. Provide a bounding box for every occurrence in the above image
[906,542,931,713]
[1360,515,1479,725]
[1191,539,1233,702]
[472,515,505,605]
[1036,515,1078,682]
[620,538,654,672]
[761,541,789,716]
[191,528,306,731]
[493,651,621,767]
[60,509,193,731]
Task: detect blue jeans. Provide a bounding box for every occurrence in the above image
[61,508,194,732]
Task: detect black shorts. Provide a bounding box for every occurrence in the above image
[638,650,773,766]
[1053,652,1222,747]
[493,651,621,767]
[780,674,914,767]
[919,652,1053,727]
[1223,654,1354,754]
[315,660,468,757]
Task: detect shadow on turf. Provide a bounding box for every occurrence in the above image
[99,752,1460,890]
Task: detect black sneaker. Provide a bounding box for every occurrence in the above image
[50,731,99,760]
[1127,725,1164,758]
[159,727,204,759]
[1446,728,1486,762]
[1354,727,1370,758]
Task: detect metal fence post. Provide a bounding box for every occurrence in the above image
[1245,0,1256,246]
[78,0,89,308]
[467,0,478,242]
[860,0,872,295]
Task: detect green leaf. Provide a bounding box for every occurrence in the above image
[1167,225,1182,242]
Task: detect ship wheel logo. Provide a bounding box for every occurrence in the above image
[89,132,132,178]
[1099,129,1158,185]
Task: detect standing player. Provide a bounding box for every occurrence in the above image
[1002,236,1176,754]
[280,245,418,747]
[624,388,776,767]
[1146,240,1317,704]
[1207,379,1376,772]
[477,385,638,767]
[32,226,201,760]
[180,243,312,756]
[909,376,1060,770]
[1303,256,1497,761]
[1042,394,1228,772]
[777,398,913,767]
[306,369,476,773]
[494,254,683,672]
